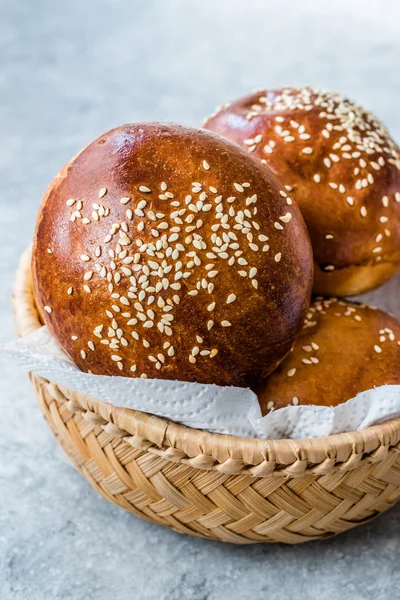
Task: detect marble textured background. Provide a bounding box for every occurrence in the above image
[0,1,399,598]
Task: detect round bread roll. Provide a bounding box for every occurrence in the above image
[32,123,313,387]
[203,88,400,296]
[257,297,400,414]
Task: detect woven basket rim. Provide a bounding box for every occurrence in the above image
[14,246,400,473]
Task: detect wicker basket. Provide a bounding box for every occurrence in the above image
[13,248,400,544]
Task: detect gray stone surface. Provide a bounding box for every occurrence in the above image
[0,0,399,598]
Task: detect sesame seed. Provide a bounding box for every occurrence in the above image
[80,350,87,359]
[98,187,107,198]
[234,183,244,192]
[374,345,382,354]
[202,160,210,170]
[221,321,231,327]
[287,368,296,377]
[139,185,151,193]
[360,206,367,217]
[274,253,282,263]
[80,254,90,262]
[302,147,313,154]
[227,294,236,304]
[44,305,52,313]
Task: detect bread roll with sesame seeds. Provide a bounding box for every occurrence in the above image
[32,123,313,387]
[257,298,400,414]
[203,88,400,296]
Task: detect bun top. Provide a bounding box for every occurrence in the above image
[257,297,400,414]
[32,123,313,387]
[204,88,400,272]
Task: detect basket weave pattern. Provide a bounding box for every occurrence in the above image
[14,249,400,544]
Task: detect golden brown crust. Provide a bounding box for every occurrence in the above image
[32,123,313,387]
[313,260,400,296]
[203,88,400,295]
[257,298,400,414]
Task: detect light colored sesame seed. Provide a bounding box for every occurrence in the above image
[227,294,236,304]
[287,368,296,377]
[202,160,210,170]
[274,253,282,263]
[99,187,107,198]
[139,185,151,193]
[221,320,231,327]
[44,305,52,313]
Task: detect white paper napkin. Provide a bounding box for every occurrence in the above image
[2,326,400,439]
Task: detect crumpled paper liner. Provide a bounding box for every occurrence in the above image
[2,326,400,439]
